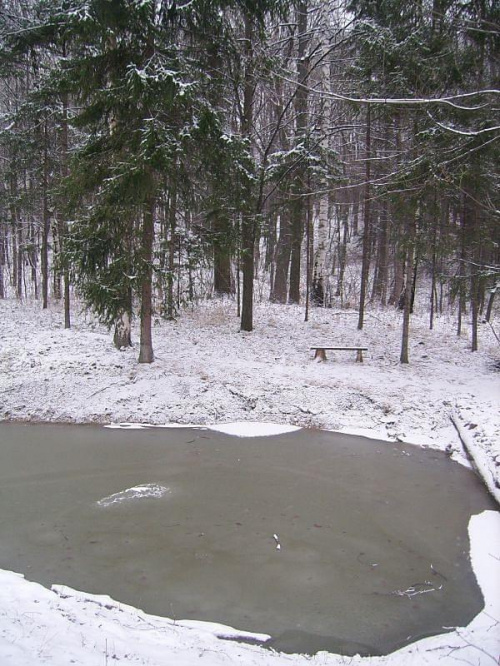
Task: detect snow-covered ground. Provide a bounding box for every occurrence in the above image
[0,297,499,665]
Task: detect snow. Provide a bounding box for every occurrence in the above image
[0,297,499,665]
[208,422,301,437]
[105,421,300,436]
[96,483,170,507]
[450,410,500,504]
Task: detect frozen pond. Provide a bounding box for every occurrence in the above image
[0,423,495,656]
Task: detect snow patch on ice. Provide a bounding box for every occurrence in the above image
[105,422,151,429]
[105,421,299,437]
[208,422,301,437]
[106,422,208,430]
[177,619,271,642]
[97,483,170,507]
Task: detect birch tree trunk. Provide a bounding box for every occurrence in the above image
[60,84,71,328]
[288,0,309,305]
[114,308,132,349]
[312,197,329,305]
[0,220,5,298]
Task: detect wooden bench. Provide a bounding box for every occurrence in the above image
[310,346,368,362]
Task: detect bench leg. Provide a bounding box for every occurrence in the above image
[356,349,363,363]
[314,348,327,362]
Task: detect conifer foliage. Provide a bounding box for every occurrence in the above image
[0,0,498,363]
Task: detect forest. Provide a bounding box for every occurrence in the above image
[0,0,498,364]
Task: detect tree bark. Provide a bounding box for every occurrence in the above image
[484,287,496,323]
[138,198,155,363]
[167,178,177,318]
[61,86,71,328]
[357,104,372,330]
[114,306,132,349]
[10,175,22,300]
[240,12,255,332]
[0,221,5,299]
[240,213,255,331]
[271,210,292,303]
[288,0,309,305]
[336,206,349,300]
[312,196,329,306]
[41,119,50,309]
[213,214,233,296]
[430,244,437,330]
[372,202,388,305]
[400,218,416,364]
[288,196,303,304]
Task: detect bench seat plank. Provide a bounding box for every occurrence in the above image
[310,346,367,351]
[310,346,367,362]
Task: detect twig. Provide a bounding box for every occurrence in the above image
[87,380,125,399]
[487,320,500,345]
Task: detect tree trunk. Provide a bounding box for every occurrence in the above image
[167,178,177,318]
[42,120,50,309]
[305,189,312,321]
[27,219,38,300]
[138,198,155,363]
[288,0,309,305]
[312,194,329,306]
[61,88,71,329]
[213,214,233,296]
[0,222,5,298]
[240,213,255,331]
[265,211,277,279]
[240,12,255,332]
[389,238,405,306]
[271,211,292,303]
[400,219,416,364]
[336,207,349,300]
[457,194,467,336]
[236,217,241,317]
[16,215,23,298]
[352,198,359,236]
[410,254,418,314]
[463,178,481,352]
[52,230,62,300]
[430,244,437,330]
[185,209,195,302]
[114,307,132,349]
[470,273,480,352]
[484,287,496,323]
[288,196,303,304]
[10,176,22,300]
[372,202,388,305]
[357,104,372,330]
